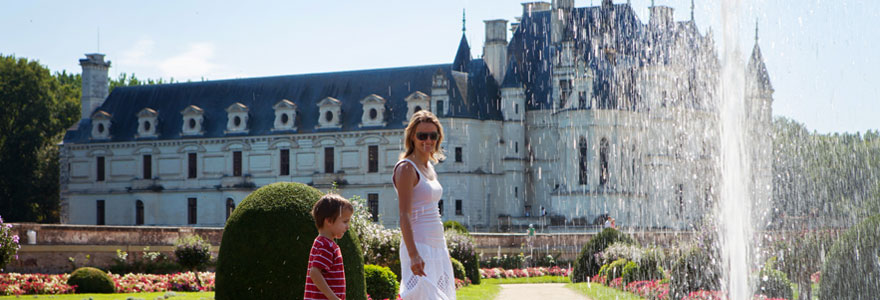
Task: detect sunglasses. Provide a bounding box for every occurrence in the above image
[416,132,439,141]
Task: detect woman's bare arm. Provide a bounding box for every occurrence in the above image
[394,162,427,276]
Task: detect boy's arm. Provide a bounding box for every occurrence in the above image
[309,266,341,300]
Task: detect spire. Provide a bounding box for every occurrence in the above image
[691,0,695,22]
[748,21,772,93]
[462,8,466,33]
[755,18,759,43]
[452,34,471,73]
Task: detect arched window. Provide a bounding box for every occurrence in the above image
[226,198,236,221]
[136,200,144,225]
[578,137,588,185]
[599,138,609,186]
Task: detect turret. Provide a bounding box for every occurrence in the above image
[483,19,509,84]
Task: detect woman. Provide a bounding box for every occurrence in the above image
[393,110,456,300]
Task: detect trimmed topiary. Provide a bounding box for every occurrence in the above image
[443,220,469,236]
[601,258,629,280]
[819,214,880,300]
[215,182,366,300]
[754,257,793,300]
[570,228,635,283]
[174,234,212,271]
[669,245,722,299]
[67,267,115,293]
[450,257,466,281]
[364,264,398,300]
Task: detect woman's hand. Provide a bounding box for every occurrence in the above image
[410,254,427,276]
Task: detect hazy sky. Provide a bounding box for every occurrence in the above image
[2,0,877,134]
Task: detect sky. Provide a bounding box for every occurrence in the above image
[2,0,878,134]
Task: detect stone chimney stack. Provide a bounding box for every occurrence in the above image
[483,19,509,84]
[649,5,675,31]
[551,0,574,44]
[522,1,551,15]
[79,53,111,120]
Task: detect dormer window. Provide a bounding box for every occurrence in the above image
[180,105,205,136]
[404,91,431,121]
[317,97,342,129]
[273,99,297,131]
[225,102,249,133]
[136,108,159,138]
[91,110,112,139]
[360,94,386,127]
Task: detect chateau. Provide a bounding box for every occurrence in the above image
[60,0,773,230]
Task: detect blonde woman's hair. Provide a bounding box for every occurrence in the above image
[400,110,446,163]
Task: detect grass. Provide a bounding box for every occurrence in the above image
[567,282,644,300]
[0,292,213,300]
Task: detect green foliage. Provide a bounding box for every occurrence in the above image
[0,216,21,270]
[349,195,401,280]
[445,229,480,284]
[450,257,467,281]
[620,253,665,284]
[68,267,115,293]
[443,220,469,236]
[819,214,880,300]
[215,182,366,300]
[109,72,178,93]
[755,257,793,300]
[600,258,628,280]
[570,228,635,283]
[0,55,79,222]
[773,230,836,300]
[668,245,722,299]
[107,247,182,274]
[481,253,526,269]
[364,264,399,300]
[174,235,212,271]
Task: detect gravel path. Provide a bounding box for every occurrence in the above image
[495,283,591,300]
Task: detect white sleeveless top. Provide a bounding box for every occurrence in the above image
[394,158,456,300]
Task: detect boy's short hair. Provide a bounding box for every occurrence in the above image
[311,193,353,228]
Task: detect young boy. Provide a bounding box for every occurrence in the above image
[304,193,353,300]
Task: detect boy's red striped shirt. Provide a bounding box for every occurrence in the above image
[304,235,346,300]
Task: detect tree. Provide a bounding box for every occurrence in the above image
[0,55,79,222]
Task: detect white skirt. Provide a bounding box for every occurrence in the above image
[399,240,457,300]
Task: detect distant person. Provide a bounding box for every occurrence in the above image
[393,110,456,299]
[541,206,546,217]
[603,218,612,229]
[611,218,616,229]
[304,194,353,300]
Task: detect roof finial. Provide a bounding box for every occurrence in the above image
[651,0,655,7]
[691,0,695,21]
[755,18,759,43]
[462,8,466,33]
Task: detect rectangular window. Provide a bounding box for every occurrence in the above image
[188,153,197,179]
[143,155,152,179]
[233,151,242,176]
[96,156,105,181]
[436,100,444,115]
[455,147,462,163]
[368,145,379,173]
[280,149,290,176]
[579,91,587,108]
[559,79,572,108]
[188,198,197,225]
[324,147,334,173]
[515,103,519,114]
[438,199,444,216]
[368,193,379,222]
[677,184,684,217]
[515,187,518,198]
[455,199,463,215]
[96,200,105,225]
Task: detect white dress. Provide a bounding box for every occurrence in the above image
[394,159,456,300]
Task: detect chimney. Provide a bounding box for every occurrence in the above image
[483,19,509,84]
[79,53,111,120]
[551,0,574,44]
[649,6,675,31]
[522,2,551,16]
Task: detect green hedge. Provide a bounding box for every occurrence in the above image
[570,228,635,283]
[365,264,398,300]
[669,245,721,299]
[215,182,366,300]
[755,257,793,300]
[450,257,467,281]
[67,267,115,293]
[819,214,880,300]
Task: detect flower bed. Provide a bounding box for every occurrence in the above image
[0,272,214,296]
[478,266,571,279]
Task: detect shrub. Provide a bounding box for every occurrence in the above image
[450,257,467,280]
[364,264,398,300]
[668,245,721,300]
[755,257,793,300]
[599,242,643,266]
[481,253,526,269]
[443,220,469,236]
[174,234,212,271]
[68,267,115,293]
[570,228,635,282]
[0,216,20,271]
[819,214,880,300]
[349,195,402,279]
[773,230,835,300]
[215,182,366,300]
[601,258,629,280]
[445,229,480,284]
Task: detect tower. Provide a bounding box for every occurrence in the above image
[79,53,111,120]
[483,19,509,84]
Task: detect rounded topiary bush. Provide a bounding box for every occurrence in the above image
[174,234,212,271]
[215,182,366,300]
[570,228,635,283]
[443,220,469,236]
[819,214,880,300]
[669,245,721,300]
[67,267,115,293]
[450,257,467,281]
[364,264,398,300]
[755,259,793,300]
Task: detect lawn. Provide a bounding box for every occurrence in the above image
[0,291,213,300]
[567,282,644,300]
